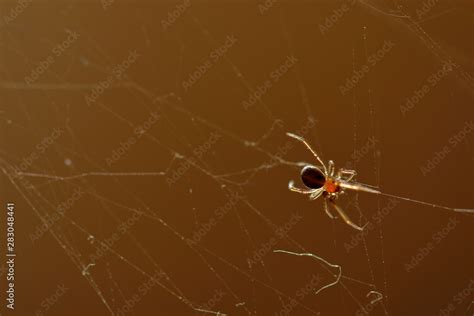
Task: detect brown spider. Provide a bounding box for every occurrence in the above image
[287,132,380,231]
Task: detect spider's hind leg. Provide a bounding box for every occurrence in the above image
[328,199,366,231]
[323,199,337,219]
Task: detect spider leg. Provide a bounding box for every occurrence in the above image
[309,188,324,200]
[328,199,366,231]
[286,132,328,175]
[338,168,357,182]
[288,180,317,195]
[323,199,337,219]
[328,160,335,177]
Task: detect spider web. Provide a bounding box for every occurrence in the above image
[1,1,473,315]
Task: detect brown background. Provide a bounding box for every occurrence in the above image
[1,1,473,315]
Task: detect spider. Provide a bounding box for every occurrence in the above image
[286,132,381,231]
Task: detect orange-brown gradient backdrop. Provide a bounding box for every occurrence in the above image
[1,1,473,316]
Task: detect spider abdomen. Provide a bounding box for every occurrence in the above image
[301,166,326,189]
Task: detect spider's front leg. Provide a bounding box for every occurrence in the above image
[286,132,328,175]
[328,160,336,177]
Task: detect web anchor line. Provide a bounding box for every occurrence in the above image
[348,182,474,214]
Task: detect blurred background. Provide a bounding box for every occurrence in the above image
[0,0,473,315]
